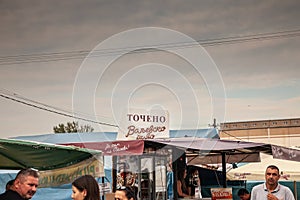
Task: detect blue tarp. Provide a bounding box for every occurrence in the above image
[11,128,219,143]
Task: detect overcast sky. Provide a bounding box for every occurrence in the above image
[1,0,300,138]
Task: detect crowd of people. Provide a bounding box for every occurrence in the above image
[0,164,296,200]
[0,168,137,200]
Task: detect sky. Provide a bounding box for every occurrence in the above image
[0,0,300,138]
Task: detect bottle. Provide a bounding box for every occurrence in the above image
[195,187,200,198]
[195,186,202,199]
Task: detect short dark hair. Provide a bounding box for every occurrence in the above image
[266,165,280,174]
[16,168,39,182]
[6,179,15,190]
[116,186,137,200]
[237,188,249,196]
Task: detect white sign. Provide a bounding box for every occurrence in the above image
[117,108,169,140]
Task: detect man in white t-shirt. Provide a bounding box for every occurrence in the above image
[251,165,295,200]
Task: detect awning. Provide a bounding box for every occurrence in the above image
[146,137,300,160]
[0,138,102,170]
[146,137,273,162]
[227,153,300,181]
[60,137,300,162]
[58,137,300,189]
[145,137,300,188]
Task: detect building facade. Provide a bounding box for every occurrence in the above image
[219,118,300,147]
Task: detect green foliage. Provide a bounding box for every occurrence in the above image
[53,121,94,133]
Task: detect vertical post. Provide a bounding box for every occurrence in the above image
[138,157,141,200]
[101,176,105,200]
[221,152,227,188]
[112,156,117,192]
[152,155,156,200]
[294,181,297,200]
[172,147,178,200]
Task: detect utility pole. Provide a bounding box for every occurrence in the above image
[209,118,218,128]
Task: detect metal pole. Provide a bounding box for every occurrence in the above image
[172,147,179,200]
[221,152,227,188]
[294,181,297,200]
[137,156,141,200]
[112,156,117,192]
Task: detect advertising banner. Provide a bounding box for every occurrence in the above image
[38,156,104,187]
[211,188,233,200]
[117,108,169,140]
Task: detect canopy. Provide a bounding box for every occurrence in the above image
[147,137,271,163]
[9,131,300,188]
[227,153,300,181]
[145,137,300,188]
[146,137,300,162]
[0,138,101,170]
[59,137,300,163]
[11,129,218,156]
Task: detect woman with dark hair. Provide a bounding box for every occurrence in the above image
[71,175,100,200]
[177,169,190,198]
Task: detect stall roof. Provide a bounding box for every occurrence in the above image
[60,136,300,163]
[146,137,300,163]
[0,138,101,170]
[10,128,219,144]
[145,137,300,188]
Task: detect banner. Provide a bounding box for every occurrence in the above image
[211,188,233,200]
[272,145,300,162]
[38,156,104,187]
[63,140,145,156]
[117,108,169,140]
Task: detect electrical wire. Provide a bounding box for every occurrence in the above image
[0,89,114,124]
[0,90,118,128]
[0,28,299,65]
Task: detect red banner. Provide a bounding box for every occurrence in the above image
[62,140,144,156]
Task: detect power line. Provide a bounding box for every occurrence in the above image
[0,28,299,65]
[0,90,118,128]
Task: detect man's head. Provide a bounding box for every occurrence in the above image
[265,165,280,188]
[13,168,39,200]
[115,186,137,200]
[237,188,250,200]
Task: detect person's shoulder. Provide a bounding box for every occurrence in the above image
[0,191,8,200]
[0,192,5,198]
[279,183,293,191]
[0,190,23,200]
[252,183,264,190]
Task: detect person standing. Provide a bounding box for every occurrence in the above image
[71,175,100,200]
[166,159,174,200]
[0,168,39,200]
[250,165,295,200]
[176,169,190,198]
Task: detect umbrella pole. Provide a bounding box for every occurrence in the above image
[294,181,297,200]
[222,152,227,188]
